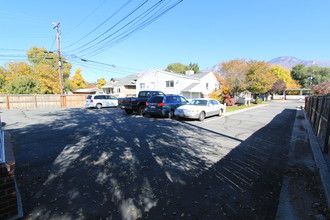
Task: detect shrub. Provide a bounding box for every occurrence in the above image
[223,94,231,99]
[255,97,263,104]
[224,98,236,106]
[208,89,223,103]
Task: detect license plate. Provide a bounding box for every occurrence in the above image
[151,106,155,109]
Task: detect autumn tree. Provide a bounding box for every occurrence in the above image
[221,59,249,94]
[0,67,8,93]
[27,46,72,93]
[311,81,330,95]
[246,61,277,94]
[70,68,87,90]
[6,75,40,94]
[97,78,106,89]
[4,62,34,81]
[286,79,301,90]
[270,65,291,83]
[270,79,286,94]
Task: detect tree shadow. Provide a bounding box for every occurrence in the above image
[4,107,296,219]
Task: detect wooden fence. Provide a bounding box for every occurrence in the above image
[0,94,88,110]
[305,94,330,154]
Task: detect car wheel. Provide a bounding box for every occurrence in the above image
[168,110,174,119]
[137,105,146,115]
[198,112,205,121]
[218,109,223,117]
[125,109,133,114]
[96,103,102,109]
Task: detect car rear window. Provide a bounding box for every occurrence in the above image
[147,96,164,103]
[165,96,180,103]
[94,95,104,99]
[151,91,165,96]
[87,95,92,99]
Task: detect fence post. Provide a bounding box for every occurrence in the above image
[34,95,37,109]
[324,101,330,154]
[64,95,67,107]
[5,96,9,110]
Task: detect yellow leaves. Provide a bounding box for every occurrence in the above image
[286,79,301,89]
[34,64,60,94]
[270,65,291,83]
[97,78,106,89]
[70,68,87,90]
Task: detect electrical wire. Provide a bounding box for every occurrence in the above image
[81,0,181,57]
[64,0,134,50]
[78,0,164,56]
[68,0,149,53]
[64,0,107,35]
[73,0,182,57]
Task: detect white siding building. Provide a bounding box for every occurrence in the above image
[102,74,138,97]
[136,69,220,99]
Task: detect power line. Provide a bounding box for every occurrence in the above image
[64,0,134,50]
[67,56,137,75]
[65,0,107,35]
[81,0,181,57]
[67,0,148,53]
[73,0,182,57]
[78,0,164,56]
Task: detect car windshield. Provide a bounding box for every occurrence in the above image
[189,100,208,106]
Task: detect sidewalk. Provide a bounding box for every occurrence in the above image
[276,109,330,219]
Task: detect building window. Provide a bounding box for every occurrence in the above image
[166,80,174,88]
[206,83,209,90]
[117,88,121,93]
[140,83,145,89]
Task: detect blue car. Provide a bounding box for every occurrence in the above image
[145,95,189,118]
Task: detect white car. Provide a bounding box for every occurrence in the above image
[174,98,224,121]
[85,94,118,109]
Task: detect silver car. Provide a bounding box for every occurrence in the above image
[174,98,224,121]
[85,94,118,109]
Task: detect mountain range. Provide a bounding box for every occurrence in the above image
[203,56,330,73]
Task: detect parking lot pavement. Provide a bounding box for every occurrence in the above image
[1,101,327,219]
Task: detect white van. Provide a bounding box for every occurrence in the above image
[85,94,118,109]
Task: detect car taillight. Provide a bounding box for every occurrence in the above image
[157,103,166,107]
[90,100,93,103]
[146,103,149,106]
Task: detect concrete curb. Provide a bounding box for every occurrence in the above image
[303,111,330,210]
[224,103,269,116]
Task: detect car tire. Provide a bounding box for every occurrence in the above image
[168,110,174,119]
[137,105,145,115]
[198,112,205,121]
[96,103,102,109]
[125,109,133,114]
[218,109,223,117]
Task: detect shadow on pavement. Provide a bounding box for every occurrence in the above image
[6,107,296,219]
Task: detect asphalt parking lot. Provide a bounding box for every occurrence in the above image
[1,100,324,219]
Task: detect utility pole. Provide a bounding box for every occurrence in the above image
[53,22,64,106]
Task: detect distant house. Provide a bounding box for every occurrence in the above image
[136,69,220,99]
[72,86,103,95]
[102,74,138,97]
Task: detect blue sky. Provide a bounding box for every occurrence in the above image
[1,0,330,82]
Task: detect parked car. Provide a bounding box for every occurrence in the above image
[85,94,118,109]
[174,98,225,121]
[119,90,165,115]
[145,95,189,118]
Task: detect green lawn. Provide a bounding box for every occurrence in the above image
[226,104,260,112]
